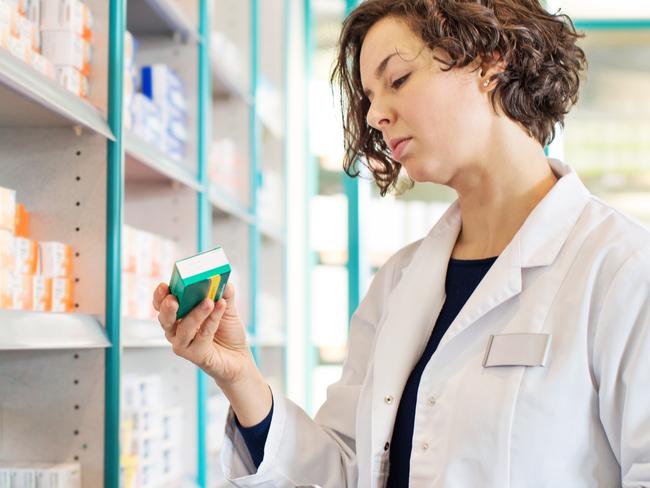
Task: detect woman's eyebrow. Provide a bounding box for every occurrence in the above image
[363,52,400,98]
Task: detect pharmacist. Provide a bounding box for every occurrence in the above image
[153,0,650,486]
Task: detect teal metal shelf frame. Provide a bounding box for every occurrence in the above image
[103,0,290,486]
[104,0,125,487]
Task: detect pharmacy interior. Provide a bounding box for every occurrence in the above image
[0,0,649,486]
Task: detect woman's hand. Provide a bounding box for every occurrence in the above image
[153,281,253,386]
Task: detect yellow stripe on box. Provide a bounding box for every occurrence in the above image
[207,275,221,301]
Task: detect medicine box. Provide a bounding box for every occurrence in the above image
[41,30,91,73]
[32,275,52,311]
[39,241,73,278]
[0,186,16,232]
[41,0,92,39]
[51,276,73,312]
[0,230,15,270]
[14,236,38,275]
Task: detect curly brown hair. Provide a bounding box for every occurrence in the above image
[331,0,587,196]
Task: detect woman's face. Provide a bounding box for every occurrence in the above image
[359,16,495,185]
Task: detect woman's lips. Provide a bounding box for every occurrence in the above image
[392,137,412,160]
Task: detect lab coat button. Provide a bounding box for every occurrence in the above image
[427,397,436,406]
[384,395,394,405]
[384,442,390,451]
[422,442,430,451]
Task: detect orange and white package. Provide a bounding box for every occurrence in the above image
[51,277,73,312]
[152,237,176,280]
[0,185,16,232]
[11,272,33,310]
[14,236,38,275]
[12,11,38,50]
[149,277,160,320]
[0,269,13,308]
[55,66,89,98]
[134,230,154,277]
[5,0,28,16]
[39,241,73,278]
[31,51,55,79]
[122,225,137,273]
[15,203,29,237]
[136,275,154,320]
[0,229,15,271]
[41,0,92,39]
[41,30,92,74]
[0,22,8,47]
[32,275,52,311]
[9,34,30,62]
[121,272,137,318]
[0,4,14,40]
[80,2,93,42]
[121,272,150,319]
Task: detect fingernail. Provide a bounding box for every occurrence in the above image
[202,299,212,310]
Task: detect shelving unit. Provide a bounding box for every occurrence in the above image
[0,0,289,487]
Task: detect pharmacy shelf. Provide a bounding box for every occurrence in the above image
[211,53,251,104]
[259,221,286,243]
[0,50,114,140]
[122,318,169,348]
[125,131,202,191]
[127,0,200,42]
[209,184,255,223]
[0,310,110,351]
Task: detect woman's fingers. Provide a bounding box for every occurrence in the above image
[222,281,235,300]
[195,299,227,343]
[152,282,169,311]
[173,299,214,350]
[158,294,179,336]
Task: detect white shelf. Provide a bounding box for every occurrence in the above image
[0,50,114,139]
[122,318,169,348]
[211,56,251,104]
[127,0,200,42]
[209,184,255,224]
[125,131,201,191]
[259,221,286,244]
[0,310,110,350]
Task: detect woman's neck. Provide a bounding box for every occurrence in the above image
[449,126,558,260]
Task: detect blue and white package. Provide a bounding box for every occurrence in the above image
[141,64,189,159]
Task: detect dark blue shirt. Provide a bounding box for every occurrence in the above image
[386,255,498,486]
[237,256,498,481]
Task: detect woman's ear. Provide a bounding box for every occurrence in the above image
[479,52,507,91]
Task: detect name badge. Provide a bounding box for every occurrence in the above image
[483,333,552,367]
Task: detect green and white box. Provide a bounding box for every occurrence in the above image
[169,246,231,319]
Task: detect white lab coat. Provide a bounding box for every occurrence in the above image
[221,159,650,487]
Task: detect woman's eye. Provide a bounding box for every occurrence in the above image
[391,74,410,89]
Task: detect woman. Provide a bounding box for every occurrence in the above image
[153,0,650,486]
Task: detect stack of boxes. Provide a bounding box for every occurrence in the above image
[0,185,74,313]
[0,462,81,486]
[40,0,93,98]
[124,33,189,162]
[0,0,55,79]
[122,225,177,321]
[0,0,93,98]
[120,374,184,488]
[140,64,188,161]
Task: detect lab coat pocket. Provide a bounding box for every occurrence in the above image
[482,333,552,368]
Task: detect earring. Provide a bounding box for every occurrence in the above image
[483,79,490,87]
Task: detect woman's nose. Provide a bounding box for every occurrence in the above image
[366,98,392,130]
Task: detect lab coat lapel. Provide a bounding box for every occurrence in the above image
[438,159,591,349]
[370,201,461,452]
